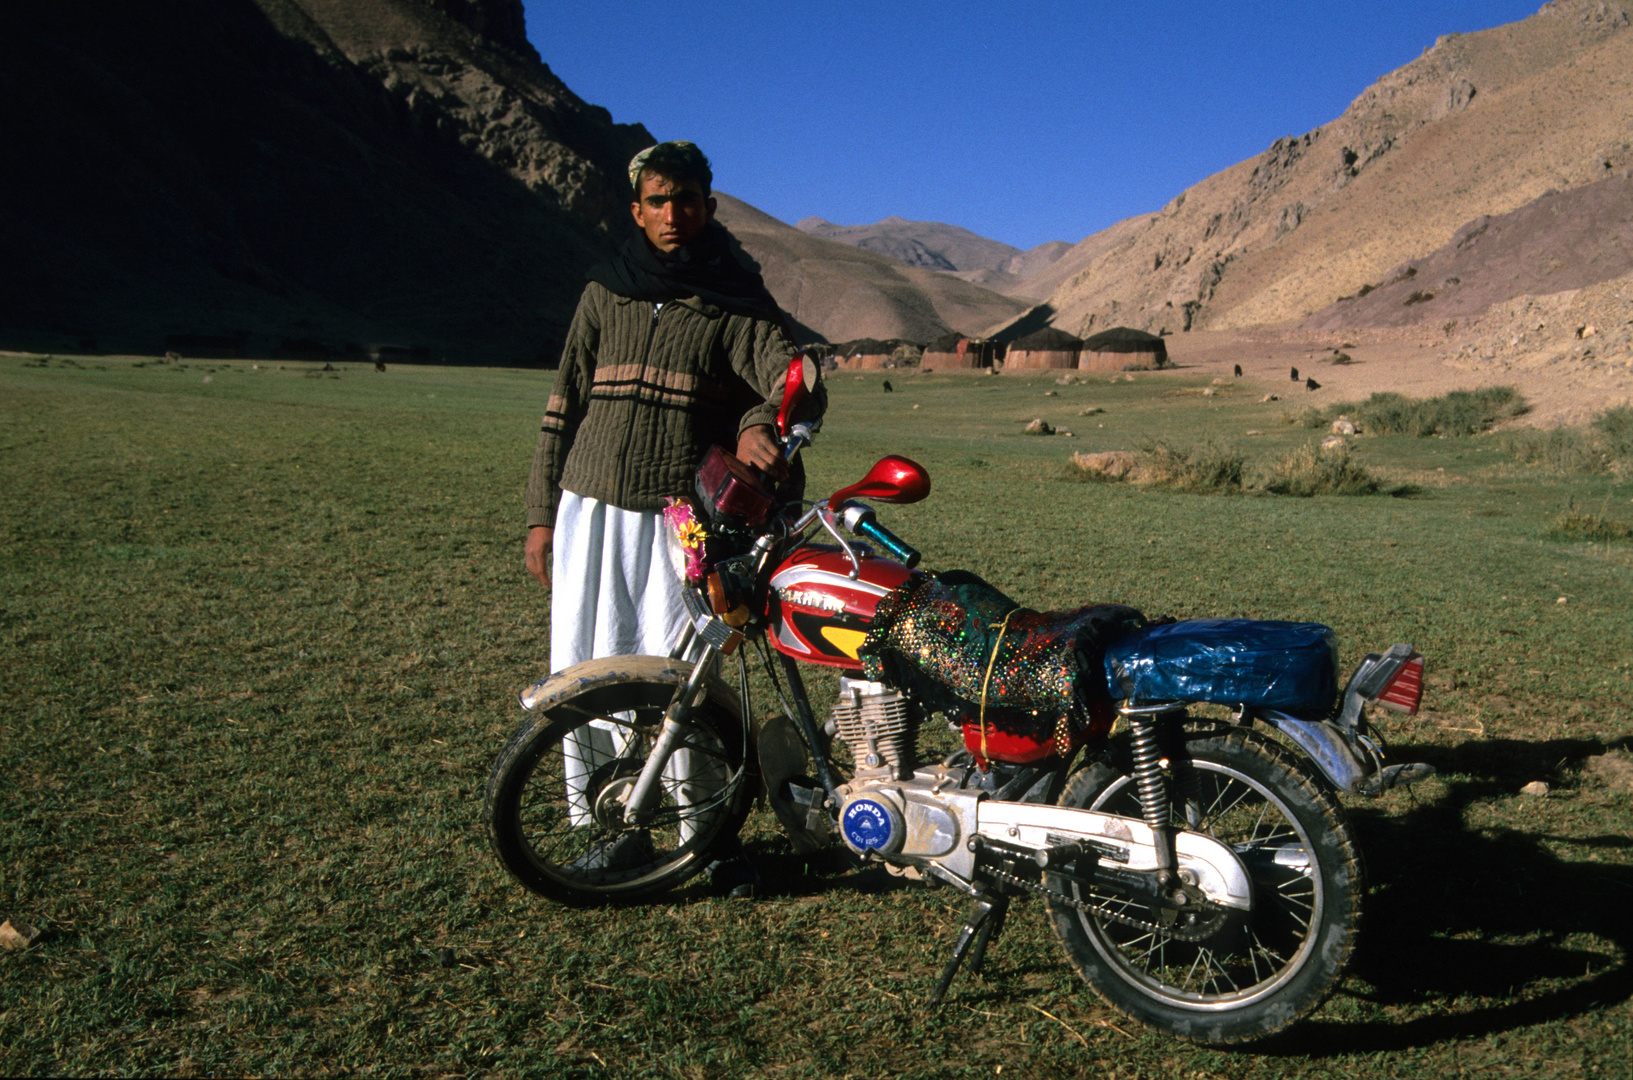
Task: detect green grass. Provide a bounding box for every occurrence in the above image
[3,358,1632,1077]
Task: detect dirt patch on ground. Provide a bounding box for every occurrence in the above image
[1581,749,1633,794]
[1165,273,1633,427]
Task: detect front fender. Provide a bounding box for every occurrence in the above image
[517,655,752,749]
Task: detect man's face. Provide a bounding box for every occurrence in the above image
[631,172,715,253]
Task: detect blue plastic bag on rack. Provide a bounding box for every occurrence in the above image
[1103,619,1338,713]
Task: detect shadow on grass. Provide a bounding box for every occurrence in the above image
[1266,734,1633,1056]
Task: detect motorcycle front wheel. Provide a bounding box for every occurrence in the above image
[484,655,754,906]
[1045,727,1363,1044]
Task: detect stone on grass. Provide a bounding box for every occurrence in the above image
[1261,393,1279,402]
[1023,418,1055,436]
[1320,434,1349,450]
[0,920,40,950]
[1520,780,1550,797]
[1332,418,1357,435]
[1071,451,1138,479]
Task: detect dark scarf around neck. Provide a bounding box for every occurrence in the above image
[588,221,785,326]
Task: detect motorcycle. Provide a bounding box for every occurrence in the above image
[484,355,1433,1044]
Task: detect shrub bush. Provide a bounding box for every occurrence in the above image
[1353,386,1528,437]
[1550,509,1633,542]
[1258,441,1382,496]
[1138,439,1245,493]
[1593,405,1633,466]
[1500,427,1608,474]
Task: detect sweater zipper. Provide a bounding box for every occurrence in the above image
[613,302,661,507]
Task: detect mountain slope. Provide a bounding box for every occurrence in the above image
[0,0,650,362]
[1040,0,1633,338]
[795,216,1071,299]
[717,196,1029,344]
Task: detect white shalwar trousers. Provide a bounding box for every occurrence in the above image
[551,492,706,830]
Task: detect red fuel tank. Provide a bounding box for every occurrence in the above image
[766,546,914,670]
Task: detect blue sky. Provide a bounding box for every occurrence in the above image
[523,1,1543,250]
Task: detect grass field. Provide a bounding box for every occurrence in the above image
[2,354,1631,1078]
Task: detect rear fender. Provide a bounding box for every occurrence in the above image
[1256,711,1378,795]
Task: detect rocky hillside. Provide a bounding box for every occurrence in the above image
[0,0,651,363]
[1038,0,1633,341]
[795,216,1070,298]
[718,197,1029,344]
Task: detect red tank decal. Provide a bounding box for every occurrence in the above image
[766,546,913,669]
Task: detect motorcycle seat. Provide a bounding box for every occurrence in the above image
[1103,618,1338,713]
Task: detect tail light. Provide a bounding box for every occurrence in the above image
[1374,654,1424,714]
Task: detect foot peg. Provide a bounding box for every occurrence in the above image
[1358,762,1435,795]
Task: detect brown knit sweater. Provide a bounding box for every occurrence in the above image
[525,281,822,528]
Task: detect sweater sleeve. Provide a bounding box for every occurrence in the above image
[524,286,601,529]
[728,317,827,436]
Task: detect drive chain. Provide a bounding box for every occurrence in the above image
[981,861,1228,943]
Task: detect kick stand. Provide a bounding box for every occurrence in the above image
[929,885,1011,1007]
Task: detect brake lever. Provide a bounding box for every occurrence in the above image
[813,506,863,579]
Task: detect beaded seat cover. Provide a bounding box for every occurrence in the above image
[858,571,1144,717]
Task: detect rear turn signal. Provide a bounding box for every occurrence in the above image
[1375,655,1424,714]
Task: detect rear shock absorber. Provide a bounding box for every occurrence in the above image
[1122,704,1182,875]
[1128,717,1169,831]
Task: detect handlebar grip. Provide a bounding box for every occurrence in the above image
[853,514,921,569]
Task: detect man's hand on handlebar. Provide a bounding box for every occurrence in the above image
[525,525,552,588]
[736,424,789,482]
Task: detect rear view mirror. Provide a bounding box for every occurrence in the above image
[775,350,819,438]
[827,455,932,510]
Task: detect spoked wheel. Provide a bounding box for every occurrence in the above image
[484,655,754,906]
[1045,727,1363,1044]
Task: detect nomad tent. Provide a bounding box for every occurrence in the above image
[1079,326,1169,371]
[922,331,1003,370]
[1003,326,1082,369]
[833,338,899,369]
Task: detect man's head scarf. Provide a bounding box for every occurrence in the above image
[627,141,705,192]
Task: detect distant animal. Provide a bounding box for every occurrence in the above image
[1233,364,1242,377]
[1290,367,1299,381]
[375,360,387,372]
[1305,377,1321,391]
[882,380,893,392]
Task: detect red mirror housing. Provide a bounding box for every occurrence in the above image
[827,455,932,510]
[776,350,820,437]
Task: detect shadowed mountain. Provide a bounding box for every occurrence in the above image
[1036,0,1633,339]
[718,196,1029,344]
[0,0,651,363]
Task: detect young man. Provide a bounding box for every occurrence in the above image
[524,138,816,655]
[522,142,821,890]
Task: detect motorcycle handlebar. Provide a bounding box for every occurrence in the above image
[783,421,818,460]
[839,501,920,569]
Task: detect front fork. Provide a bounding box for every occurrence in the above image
[622,648,720,825]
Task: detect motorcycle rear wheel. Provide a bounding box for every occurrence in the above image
[484,655,754,906]
[1045,727,1363,1044]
